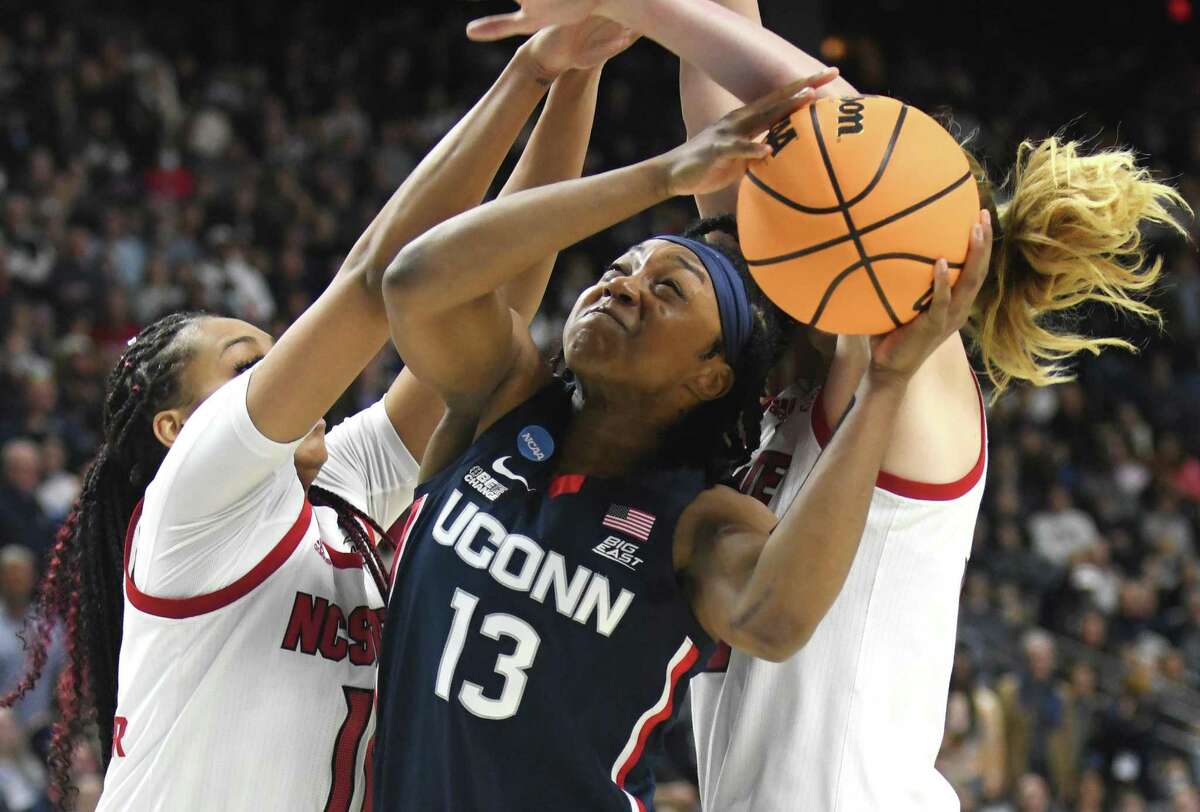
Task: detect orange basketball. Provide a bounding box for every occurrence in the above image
[737,95,980,335]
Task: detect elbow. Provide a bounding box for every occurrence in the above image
[730,606,818,663]
[381,243,435,314]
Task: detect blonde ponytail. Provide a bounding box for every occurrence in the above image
[967,137,1191,394]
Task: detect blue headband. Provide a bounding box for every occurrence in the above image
[653,235,753,367]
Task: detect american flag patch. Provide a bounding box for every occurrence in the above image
[602,505,655,541]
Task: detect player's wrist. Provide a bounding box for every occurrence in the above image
[513,40,564,87]
[861,365,912,398]
[596,0,643,28]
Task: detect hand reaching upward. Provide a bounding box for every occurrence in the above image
[467,0,610,42]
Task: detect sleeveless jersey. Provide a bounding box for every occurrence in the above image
[374,381,715,811]
[691,379,987,812]
[99,371,417,812]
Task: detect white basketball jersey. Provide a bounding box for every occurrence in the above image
[691,379,987,812]
[99,372,417,812]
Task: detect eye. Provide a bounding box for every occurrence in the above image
[600,264,626,283]
[657,278,685,298]
[234,356,264,374]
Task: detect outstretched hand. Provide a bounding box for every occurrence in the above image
[524,16,639,78]
[867,209,993,383]
[468,0,608,42]
[657,71,839,198]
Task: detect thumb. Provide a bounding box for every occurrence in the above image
[466,12,532,41]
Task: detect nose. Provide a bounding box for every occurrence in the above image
[601,274,640,307]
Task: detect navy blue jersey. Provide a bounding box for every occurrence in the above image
[374,380,715,811]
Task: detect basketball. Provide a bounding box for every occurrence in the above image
[737,95,981,335]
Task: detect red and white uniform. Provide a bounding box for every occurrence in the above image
[99,371,417,812]
[691,378,987,812]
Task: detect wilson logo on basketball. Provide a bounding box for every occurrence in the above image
[766,117,798,157]
[837,96,865,136]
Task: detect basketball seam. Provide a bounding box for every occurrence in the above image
[809,254,967,327]
[743,105,908,215]
[809,104,902,329]
[743,169,974,266]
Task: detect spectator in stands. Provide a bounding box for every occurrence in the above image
[999,631,1068,792]
[1013,772,1061,812]
[0,545,61,732]
[1092,687,1156,801]
[1074,768,1106,812]
[33,436,77,524]
[1056,661,1104,802]
[1029,486,1102,569]
[0,707,46,812]
[0,442,55,559]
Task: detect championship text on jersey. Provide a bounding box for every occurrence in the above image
[432,489,635,637]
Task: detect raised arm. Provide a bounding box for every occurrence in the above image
[677,0,848,217]
[469,0,849,219]
[379,53,613,460]
[246,23,625,451]
[681,214,992,661]
[382,81,820,415]
[468,0,858,105]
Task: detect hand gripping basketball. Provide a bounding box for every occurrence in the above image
[867,209,992,382]
[659,72,840,198]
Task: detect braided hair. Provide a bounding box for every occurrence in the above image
[2,312,390,808]
[657,215,793,485]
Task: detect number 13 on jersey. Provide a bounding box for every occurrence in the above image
[435,588,540,720]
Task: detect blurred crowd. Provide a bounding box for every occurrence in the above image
[0,2,1197,811]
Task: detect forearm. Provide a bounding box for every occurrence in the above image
[678,0,761,215]
[351,45,552,295]
[385,158,667,315]
[498,66,603,320]
[732,373,906,651]
[611,0,857,104]
[680,0,761,138]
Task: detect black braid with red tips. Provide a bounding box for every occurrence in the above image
[308,485,391,600]
[2,311,392,808]
[0,311,203,808]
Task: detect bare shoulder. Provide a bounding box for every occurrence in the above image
[673,484,778,571]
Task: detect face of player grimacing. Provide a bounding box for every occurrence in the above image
[562,240,732,403]
[157,316,328,488]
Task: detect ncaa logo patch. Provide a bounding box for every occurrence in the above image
[517,425,554,463]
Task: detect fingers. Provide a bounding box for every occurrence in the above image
[733,86,815,136]
[727,68,839,135]
[466,11,532,41]
[805,66,841,91]
[926,259,952,334]
[946,209,993,326]
[725,139,772,162]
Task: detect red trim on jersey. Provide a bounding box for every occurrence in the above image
[614,641,700,789]
[322,542,365,570]
[704,642,731,672]
[318,515,380,570]
[123,498,314,619]
[388,494,427,592]
[548,474,586,498]
[809,379,986,501]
